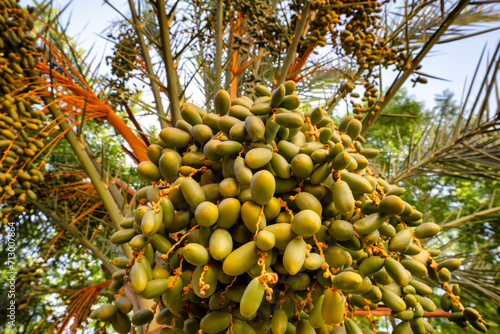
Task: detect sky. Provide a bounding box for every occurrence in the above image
[20,0,500,112]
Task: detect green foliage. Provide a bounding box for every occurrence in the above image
[367,88,428,153]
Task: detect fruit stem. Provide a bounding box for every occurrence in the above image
[161,224,200,260]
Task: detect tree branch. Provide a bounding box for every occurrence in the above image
[156,0,181,125]
[276,2,311,85]
[442,206,500,229]
[28,70,132,258]
[361,0,471,136]
[32,202,116,273]
[127,0,168,129]
[214,0,224,92]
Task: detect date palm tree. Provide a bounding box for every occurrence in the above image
[0,0,499,333]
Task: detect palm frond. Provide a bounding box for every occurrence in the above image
[388,41,500,182]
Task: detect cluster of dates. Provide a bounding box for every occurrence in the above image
[92,82,488,334]
[0,0,46,224]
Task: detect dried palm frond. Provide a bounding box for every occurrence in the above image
[25,29,149,161]
[32,280,111,334]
